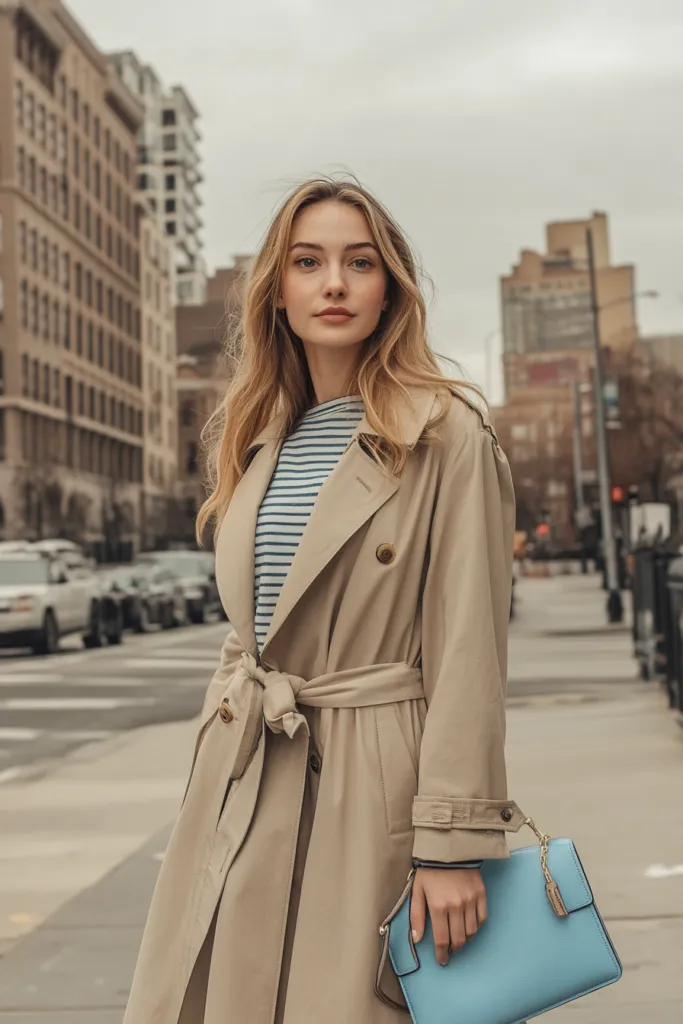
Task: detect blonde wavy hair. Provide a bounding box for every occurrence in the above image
[197,176,480,542]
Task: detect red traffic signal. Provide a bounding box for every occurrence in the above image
[611,486,625,504]
[536,523,550,537]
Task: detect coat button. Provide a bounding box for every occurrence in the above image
[500,808,513,823]
[376,543,396,565]
[309,753,321,774]
[219,700,234,724]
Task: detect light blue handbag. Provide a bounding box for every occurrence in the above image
[375,817,622,1024]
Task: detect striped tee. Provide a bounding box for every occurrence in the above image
[253,394,365,652]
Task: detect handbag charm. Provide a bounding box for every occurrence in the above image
[375,812,622,1024]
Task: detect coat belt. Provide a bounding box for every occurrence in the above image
[219,651,425,782]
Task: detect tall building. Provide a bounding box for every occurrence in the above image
[175,261,249,542]
[109,51,206,308]
[139,207,178,549]
[0,0,146,554]
[501,212,636,397]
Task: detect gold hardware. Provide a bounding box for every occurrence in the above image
[524,817,569,918]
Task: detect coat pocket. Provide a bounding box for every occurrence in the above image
[374,703,419,835]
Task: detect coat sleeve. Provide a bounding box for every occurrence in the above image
[413,425,519,862]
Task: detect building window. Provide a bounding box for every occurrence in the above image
[20,280,28,327]
[53,300,59,343]
[83,102,90,135]
[39,166,47,204]
[74,261,82,298]
[19,221,27,262]
[27,92,34,136]
[62,251,70,289]
[86,268,93,307]
[28,156,36,193]
[97,328,103,366]
[162,133,176,151]
[31,359,39,399]
[95,214,102,249]
[93,160,101,199]
[84,150,90,190]
[41,294,49,339]
[74,191,80,230]
[78,382,84,415]
[85,202,91,239]
[162,109,176,126]
[94,115,100,147]
[53,368,61,407]
[51,243,58,283]
[63,305,71,349]
[42,363,50,403]
[73,135,80,177]
[40,236,48,276]
[21,354,29,396]
[17,146,25,187]
[30,287,38,333]
[165,198,176,213]
[37,103,46,146]
[99,390,105,423]
[48,113,56,157]
[50,174,58,212]
[187,441,198,475]
[15,80,24,126]
[87,321,94,361]
[89,387,95,419]
[165,221,176,236]
[59,123,67,163]
[76,313,83,355]
[71,88,79,122]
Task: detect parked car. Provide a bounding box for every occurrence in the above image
[104,562,186,632]
[0,550,122,654]
[137,550,223,624]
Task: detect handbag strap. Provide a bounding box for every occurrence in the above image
[373,816,569,1009]
[374,868,415,1013]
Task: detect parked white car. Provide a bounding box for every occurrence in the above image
[0,551,121,655]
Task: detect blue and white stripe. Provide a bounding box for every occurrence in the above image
[253,395,365,651]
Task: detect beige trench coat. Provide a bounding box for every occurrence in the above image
[123,386,523,1024]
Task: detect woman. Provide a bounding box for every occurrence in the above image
[124,178,519,1024]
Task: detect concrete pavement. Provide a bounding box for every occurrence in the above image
[0,574,681,1021]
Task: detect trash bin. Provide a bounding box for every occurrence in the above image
[632,546,677,683]
[667,557,683,715]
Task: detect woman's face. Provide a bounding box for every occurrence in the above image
[280,200,388,352]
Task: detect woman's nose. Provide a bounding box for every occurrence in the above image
[323,266,347,298]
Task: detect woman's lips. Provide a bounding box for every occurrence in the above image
[316,313,354,324]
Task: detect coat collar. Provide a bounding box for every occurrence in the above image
[245,385,438,456]
[215,386,438,663]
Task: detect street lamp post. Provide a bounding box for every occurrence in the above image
[586,228,623,623]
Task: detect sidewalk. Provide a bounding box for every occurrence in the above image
[0,574,681,1022]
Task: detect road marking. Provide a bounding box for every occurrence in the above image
[123,657,216,671]
[0,674,65,684]
[0,727,41,741]
[645,863,683,879]
[0,767,23,785]
[0,697,156,711]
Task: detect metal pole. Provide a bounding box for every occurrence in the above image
[586,228,623,622]
[572,381,588,574]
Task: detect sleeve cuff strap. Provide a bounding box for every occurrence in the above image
[412,796,525,831]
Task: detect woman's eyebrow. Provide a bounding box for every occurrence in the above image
[288,241,380,253]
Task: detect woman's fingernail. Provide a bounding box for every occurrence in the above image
[412,930,419,942]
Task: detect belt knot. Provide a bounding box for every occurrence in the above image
[227,651,309,740]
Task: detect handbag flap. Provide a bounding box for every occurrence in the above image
[389,839,594,978]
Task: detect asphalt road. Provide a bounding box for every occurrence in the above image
[0,622,229,780]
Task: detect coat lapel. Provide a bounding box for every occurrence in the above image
[214,431,283,656]
[215,387,438,662]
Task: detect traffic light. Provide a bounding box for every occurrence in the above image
[611,485,626,507]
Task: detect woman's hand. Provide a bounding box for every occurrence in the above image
[410,867,487,966]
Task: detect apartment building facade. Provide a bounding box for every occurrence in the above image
[501,211,636,397]
[139,208,178,548]
[0,0,145,552]
[109,51,206,308]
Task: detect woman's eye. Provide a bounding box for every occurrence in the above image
[295,257,317,269]
[351,258,373,269]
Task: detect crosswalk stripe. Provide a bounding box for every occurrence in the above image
[0,727,41,741]
[0,674,65,684]
[122,658,216,671]
[0,697,157,711]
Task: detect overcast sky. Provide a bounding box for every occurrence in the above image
[71,0,683,400]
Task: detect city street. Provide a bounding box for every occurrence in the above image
[0,575,681,1022]
[0,623,228,780]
